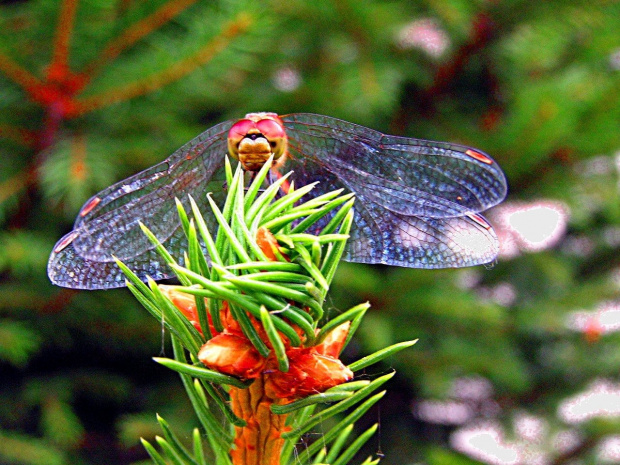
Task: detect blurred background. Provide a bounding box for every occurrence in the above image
[1,0,619,464]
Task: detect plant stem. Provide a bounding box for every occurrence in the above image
[229,375,289,465]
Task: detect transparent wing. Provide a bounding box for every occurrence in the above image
[49,112,507,289]
[282,113,507,218]
[48,120,233,289]
[345,199,499,268]
[47,232,184,289]
[280,161,499,268]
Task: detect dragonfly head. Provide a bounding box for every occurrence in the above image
[227,112,288,171]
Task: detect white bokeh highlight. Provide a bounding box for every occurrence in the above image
[396,18,450,58]
[490,200,569,258]
[558,379,620,424]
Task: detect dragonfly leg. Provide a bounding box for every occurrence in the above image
[268,168,291,199]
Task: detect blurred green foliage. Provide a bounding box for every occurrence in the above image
[0,0,618,464]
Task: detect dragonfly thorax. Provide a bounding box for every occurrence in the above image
[227,112,288,171]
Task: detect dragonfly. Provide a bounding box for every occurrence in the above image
[48,112,507,290]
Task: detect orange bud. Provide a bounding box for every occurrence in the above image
[198,333,266,379]
[315,321,351,357]
[268,322,353,399]
[214,301,241,334]
[256,227,288,262]
[159,285,206,335]
[269,352,353,399]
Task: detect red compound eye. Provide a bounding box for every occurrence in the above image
[256,118,286,139]
[229,119,256,139]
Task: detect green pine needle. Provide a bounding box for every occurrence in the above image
[293,392,385,463]
[324,424,354,464]
[156,414,199,465]
[281,372,395,439]
[271,391,353,415]
[117,165,415,465]
[153,358,251,388]
[141,438,167,465]
[192,428,207,465]
[315,302,370,346]
[348,340,419,372]
[260,306,289,372]
[155,435,189,465]
[331,424,378,465]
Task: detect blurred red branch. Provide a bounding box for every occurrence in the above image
[50,0,79,74]
[1,1,249,125]
[71,12,253,116]
[0,124,37,148]
[427,12,495,99]
[1,166,40,231]
[82,0,199,80]
[69,133,88,182]
[508,146,574,194]
[393,12,498,131]
[0,1,254,236]
[0,53,42,92]
[42,288,79,315]
[0,170,29,204]
[550,437,597,465]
